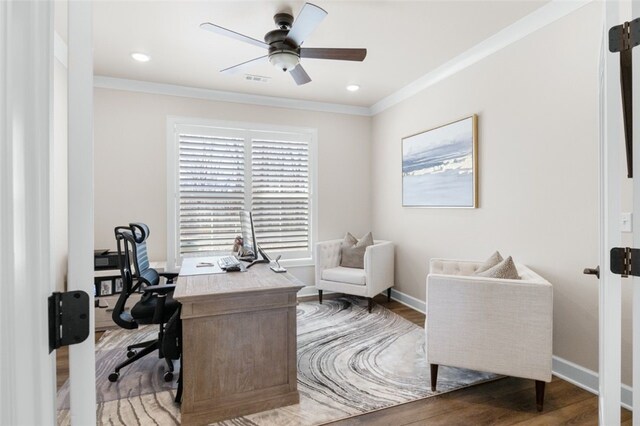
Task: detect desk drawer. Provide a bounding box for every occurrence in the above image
[182,291,295,319]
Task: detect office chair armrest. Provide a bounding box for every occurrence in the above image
[158,272,179,284]
[143,284,177,323]
[141,284,176,295]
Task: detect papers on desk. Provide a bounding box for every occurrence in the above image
[180,257,226,276]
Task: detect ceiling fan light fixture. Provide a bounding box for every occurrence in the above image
[346,84,360,92]
[131,52,151,63]
[269,51,300,72]
[201,2,366,86]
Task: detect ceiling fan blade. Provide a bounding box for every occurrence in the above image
[300,48,367,61]
[290,64,312,85]
[285,3,327,47]
[200,22,269,50]
[220,55,269,75]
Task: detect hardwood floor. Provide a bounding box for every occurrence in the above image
[56,332,103,390]
[326,295,631,425]
[57,294,631,425]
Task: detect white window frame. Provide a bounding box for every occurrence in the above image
[166,116,318,270]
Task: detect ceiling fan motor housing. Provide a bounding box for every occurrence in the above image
[273,12,294,30]
[264,29,290,46]
[265,28,300,72]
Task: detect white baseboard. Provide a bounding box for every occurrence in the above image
[297,286,426,310]
[621,385,632,410]
[552,355,633,411]
[388,287,633,411]
[297,286,321,298]
[390,288,426,314]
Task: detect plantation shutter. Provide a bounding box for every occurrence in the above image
[178,131,245,255]
[251,133,310,258]
[172,123,313,265]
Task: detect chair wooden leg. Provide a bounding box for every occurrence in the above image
[318,290,323,304]
[430,364,439,391]
[367,297,373,313]
[535,380,545,412]
[387,288,392,302]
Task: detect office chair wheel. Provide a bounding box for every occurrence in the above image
[127,350,137,358]
[108,372,119,382]
[164,371,174,382]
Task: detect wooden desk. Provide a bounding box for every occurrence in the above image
[174,261,304,425]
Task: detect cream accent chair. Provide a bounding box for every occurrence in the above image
[426,258,553,411]
[315,239,394,313]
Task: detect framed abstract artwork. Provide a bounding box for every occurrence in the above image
[402,115,478,208]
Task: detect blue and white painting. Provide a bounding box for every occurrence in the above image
[402,116,476,207]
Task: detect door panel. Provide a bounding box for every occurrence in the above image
[0,1,57,424]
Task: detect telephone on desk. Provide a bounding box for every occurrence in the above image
[270,255,287,273]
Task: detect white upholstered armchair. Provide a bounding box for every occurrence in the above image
[426,258,553,411]
[314,240,394,312]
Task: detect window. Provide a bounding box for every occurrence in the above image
[167,120,316,269]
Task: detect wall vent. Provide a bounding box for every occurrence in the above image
[244,74,271,83]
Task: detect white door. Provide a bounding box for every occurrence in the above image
[632,0,640,423]
[0,1,97,424]
[599,1,622,423]
[0,1,58,424]
[600,1,640,424]
[67,0,97,424]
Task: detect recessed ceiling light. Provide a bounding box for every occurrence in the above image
[131,52,151,63]
[346,84,360,92]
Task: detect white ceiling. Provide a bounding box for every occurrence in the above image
[92,1,548,107]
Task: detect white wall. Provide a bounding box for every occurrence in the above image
[371,3,605,378]
[92,0,634,386]
[93,88,371,284]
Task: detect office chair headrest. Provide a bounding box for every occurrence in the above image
[129,223,150,244]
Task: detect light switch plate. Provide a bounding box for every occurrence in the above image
[621,212,633,232]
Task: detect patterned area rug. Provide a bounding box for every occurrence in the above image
[57,296,499,425]
[57,325,179,410]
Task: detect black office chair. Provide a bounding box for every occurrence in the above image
[108,223,181,383]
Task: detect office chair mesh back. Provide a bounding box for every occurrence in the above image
[109,223,181,384]
[113,223,160,329]
[129,226,160,288]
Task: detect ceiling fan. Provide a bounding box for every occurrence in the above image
[200,2,367,85]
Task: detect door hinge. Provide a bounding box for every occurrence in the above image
[609,18,640,178]
[609,19,640,52]
[48,291,90,353]
[610,247,640,278]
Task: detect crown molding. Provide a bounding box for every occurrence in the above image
[370,0,593,115]
[92,0,590,117]
[93,76,372,116]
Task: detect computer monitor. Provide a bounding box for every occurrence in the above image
[239,210,257,260]
[238,210,270,268]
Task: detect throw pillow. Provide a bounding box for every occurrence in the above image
[340,232,374,269]
[476,256,520,279]
[475,251,504,274]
